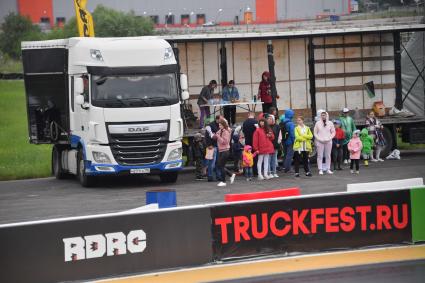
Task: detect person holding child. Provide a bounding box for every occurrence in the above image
[348,129,363,174]
[242,145,258,181]
[365,110,386,162]
[293,116,313,177]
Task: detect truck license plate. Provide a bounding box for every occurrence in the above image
[130,168,150,174]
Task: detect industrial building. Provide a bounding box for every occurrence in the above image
[0,0,352,26]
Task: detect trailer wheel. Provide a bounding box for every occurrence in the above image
[77,149,94,187]
[159,172,178,183]
[380,127,393,158]
[52,145,66,179]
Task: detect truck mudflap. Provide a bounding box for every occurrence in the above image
[85,160,183,176]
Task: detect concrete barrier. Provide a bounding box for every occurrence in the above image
[347,178,424,192]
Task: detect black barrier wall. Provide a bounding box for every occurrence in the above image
[211,190,412,260]
[0,208,212,283]
[0,189,418,282]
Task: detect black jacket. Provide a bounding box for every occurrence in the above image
[242,118,257,146]
[205,121,219,147]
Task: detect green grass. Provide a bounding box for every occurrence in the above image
[0,80,52,180]
[397,135,425,150]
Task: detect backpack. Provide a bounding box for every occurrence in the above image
[279,120,289,142]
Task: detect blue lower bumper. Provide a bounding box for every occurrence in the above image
[85,160,183,176]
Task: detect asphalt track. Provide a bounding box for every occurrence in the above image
[98,245,425,283]
[215,260,425,283]
[0,153,424,224]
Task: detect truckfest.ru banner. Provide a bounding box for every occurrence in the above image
[211,190,412,260]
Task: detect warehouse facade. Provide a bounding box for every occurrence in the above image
[1,0,351,26]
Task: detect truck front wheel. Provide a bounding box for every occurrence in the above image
[77,150,94,187]
[159,172,178,183]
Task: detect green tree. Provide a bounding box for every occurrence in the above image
[0,13,43,59]
[92,5,154,37]
[44,18,78,40]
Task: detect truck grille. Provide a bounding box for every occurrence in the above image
[109,131,168,166]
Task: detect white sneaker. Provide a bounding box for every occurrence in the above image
[264,174,272,180]
[273,174,279,178]
[343,159,348,164]
[230,174,236,184]
[326,170,334,174]
[319,170,324,175]
[350,170,354,174]
[378,158,384,162]
[258,175,264,180]
[217,182,227,187]
[371,159,378,162]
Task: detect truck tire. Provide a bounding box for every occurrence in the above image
[77,149,94,187]
[159,172,178,183]
[52,145,66,179]
[380,126,393,158]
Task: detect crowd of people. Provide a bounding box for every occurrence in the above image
[192,107,387,187]
[194,74,387,187]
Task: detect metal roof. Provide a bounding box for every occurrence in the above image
[160,23,425,42]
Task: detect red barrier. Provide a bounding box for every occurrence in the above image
[224,187,301,202]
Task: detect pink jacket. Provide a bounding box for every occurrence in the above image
[215,128,231,152]
[348,136,363,159]
[313,112,335,144]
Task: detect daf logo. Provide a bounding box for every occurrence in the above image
[128,127,149,133]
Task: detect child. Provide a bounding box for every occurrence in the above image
[293,116,313,177]
[193,133,206,180]
[348,130,363,174]
[242,145,258,181]
[332,120,345,171]
[360,128,374,166]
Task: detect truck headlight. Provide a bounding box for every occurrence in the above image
[167,148,182,161]
[164,47,174,60]
[93,151,111,164]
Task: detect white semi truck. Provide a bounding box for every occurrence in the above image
[21,37,189,186]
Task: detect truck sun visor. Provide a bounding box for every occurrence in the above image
[87,65,178,76]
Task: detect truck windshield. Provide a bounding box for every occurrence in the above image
[91,73,178,108]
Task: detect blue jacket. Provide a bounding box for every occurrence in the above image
[283,109,295,146]
[222,86,239,102]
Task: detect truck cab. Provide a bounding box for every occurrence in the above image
[22,37,189,186]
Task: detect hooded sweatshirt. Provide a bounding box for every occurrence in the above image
[242,145,258,167]
[348,134,363,160]
[253,127,275,154]
[258,71,272,104]
[283,109,296,146]
[314,111,336,144]
[360,128,374,154]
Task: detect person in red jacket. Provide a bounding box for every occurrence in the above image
[253,119,275,180]
[258,71,273,114]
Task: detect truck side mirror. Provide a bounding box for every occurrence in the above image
[74,78,84,94]
[180,74,188,91]
[181,90,189,101]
